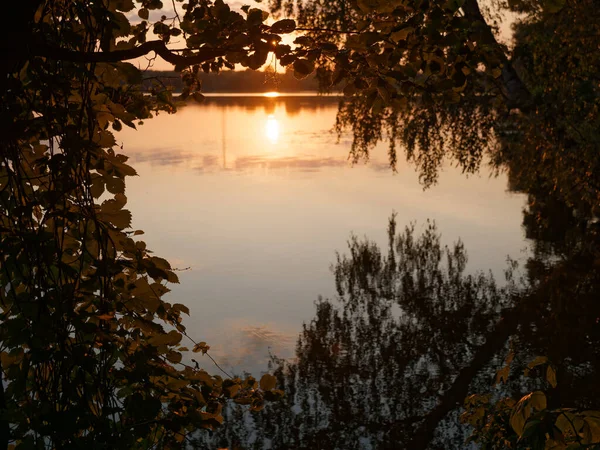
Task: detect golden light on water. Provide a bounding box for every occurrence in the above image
[265,114,280,144]
[263,91,280,98]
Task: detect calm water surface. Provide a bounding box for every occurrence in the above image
[118,94,528,375]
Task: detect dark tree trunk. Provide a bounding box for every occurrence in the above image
[461,0,534,112]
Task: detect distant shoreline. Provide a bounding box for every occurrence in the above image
[142,69,342,94]
[200,92,340,97]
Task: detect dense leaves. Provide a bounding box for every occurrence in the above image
[1,1,287,448]
[269,0,599,196]
[266,0,522,183]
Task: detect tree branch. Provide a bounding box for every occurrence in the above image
[295,27,360,35]
[0,370,8,450]
[461,0,533,111]
[401,303,527,449]
[2,40,226,67]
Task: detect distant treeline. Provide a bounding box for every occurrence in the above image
[143,69,325,93]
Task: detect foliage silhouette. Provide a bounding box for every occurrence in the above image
[268,0,599,195]
[1,0,598,448]
[1,1,289,448]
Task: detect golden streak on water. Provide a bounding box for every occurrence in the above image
[265,114,280,144]
[263,91,280,98]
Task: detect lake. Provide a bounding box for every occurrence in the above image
[118,94,529,377]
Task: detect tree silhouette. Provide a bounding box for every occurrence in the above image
[201,204,600,449]
[1,0,598,447]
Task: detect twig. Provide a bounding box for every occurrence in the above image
[295,26,361,35]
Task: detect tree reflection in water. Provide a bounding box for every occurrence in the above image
[189,2,600,444]
[193,184,600,448]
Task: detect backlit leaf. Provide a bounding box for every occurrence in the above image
[149,330,183,347]
[293,59,314,80]
[391,28,414,43]
[527,356,548,369]
[547,365,557,388]
[270,19,296,34]
[259,373,277,391]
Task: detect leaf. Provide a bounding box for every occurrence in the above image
[138,8,149,20]
[243,376,257,389]
[391,27,414,43]
[510,408,527,436]
[109,154,137,177]
[101,193,127,213]
[116,62,142,85]
[94,130,116,148]
[294,36,313,46]
[529,391,547,411]
[149,330,183,347]
[247,8,267,26]
[90,174,105,198]
[193,342,210,354]
[106,176,125,194]
[279,54,296,66]
[371,96,384,115]
[259,373,277,391]
[173,303,190,315]
[1,351,24,370]
[150,256,171,271]
[293,59,314,80]
[248,50,269,70]
[97,313,114,321]
[165,271,179,283]
[270,19,296,34]
[99,209,132,229]
[511,391,547,436]
[583,414,600,443]
[556,411,582,436]
[96,111,114,129]
[547,365,557,388]
[225,384,241,397]
[495,365,510,385]
[116,0,135,12]
[521,419,543,440]
[166,350,182,364]
[527,356,549,369]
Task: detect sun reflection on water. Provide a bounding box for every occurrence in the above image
[263,91,280,98]
[265,114,280,144]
